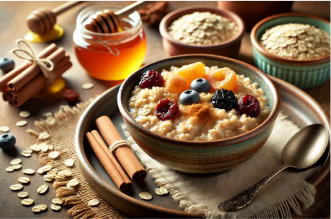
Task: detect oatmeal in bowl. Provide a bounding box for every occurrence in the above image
[129,62,270,141]
[118,55,279,173]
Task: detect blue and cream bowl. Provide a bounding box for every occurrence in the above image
[251,13,330,89]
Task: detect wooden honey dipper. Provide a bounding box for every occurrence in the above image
[83,1,153,33]
[27,1,83,35]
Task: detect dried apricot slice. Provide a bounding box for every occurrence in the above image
[208,68,237,91]
[176,62,206,84]
[165,74,190,93]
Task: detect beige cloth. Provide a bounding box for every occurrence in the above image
[122,113,320,218]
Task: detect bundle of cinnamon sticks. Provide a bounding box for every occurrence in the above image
[86,116,147,191]
[0,43,72,107]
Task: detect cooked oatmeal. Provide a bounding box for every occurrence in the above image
[129,65,270,141]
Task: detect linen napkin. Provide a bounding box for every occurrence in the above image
[121,112,321,218]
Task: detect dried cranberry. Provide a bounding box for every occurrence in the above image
[236,95,261,117]
[63,89,80,103]
[155,99,179,120]
[139,70,164,89]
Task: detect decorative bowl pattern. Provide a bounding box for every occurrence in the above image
[159,6,245,58]
[251,13,330,89]
[118,55,280,174]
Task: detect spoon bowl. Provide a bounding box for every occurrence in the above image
[282,124,329,169]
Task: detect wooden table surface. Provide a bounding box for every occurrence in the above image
[0,1,329,218]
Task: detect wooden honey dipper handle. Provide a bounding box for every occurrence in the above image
[115,1,153,17]
[53,1,83,16]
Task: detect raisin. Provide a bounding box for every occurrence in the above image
[155,99,179,120]
[63,89,80,103]
[236,95,261,117]
[211,89,237,110]
[139,70,164,89]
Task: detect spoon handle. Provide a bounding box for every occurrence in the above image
[218,164,290,211]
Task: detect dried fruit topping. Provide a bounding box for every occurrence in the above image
[211,89,237,110]
[165,74,190,93]
[206,68,237,91]
[179,89,200,105]
[155,99,179,120]
[176,62,206,84]
[236,95,261,117]
[63,89,80,103]
[139,70,164,89]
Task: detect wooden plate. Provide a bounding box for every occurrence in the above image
[75,76,329,218]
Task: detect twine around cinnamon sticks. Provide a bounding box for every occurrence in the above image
[0,40,72,107]
[86,116,147,191]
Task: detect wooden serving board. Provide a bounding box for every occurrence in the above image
[75,76,329,218]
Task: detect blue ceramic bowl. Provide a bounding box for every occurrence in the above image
[251,13,330,89]
[118,55,280,174]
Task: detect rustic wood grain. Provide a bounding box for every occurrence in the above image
[0,1,329,218]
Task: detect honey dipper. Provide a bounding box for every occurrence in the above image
[27,1,83,35]
[84,1,153,33]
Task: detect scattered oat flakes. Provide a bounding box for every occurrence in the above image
[42,112,52,117]
[6,166,15,172]
[21,199,34,206]
[51,204,62,211]
[30,144,41,152]
[21,150,32,157]
[16,120,28,127]
[37,164,52,174]
[18,177,30,184]
[82,83,94,90]
[88,199,100,207]
[48,151,59,159]
[12,164,22,170]
[39,132,50,141]
[10,158,22,165]
[52,198,63,205]
[10,184,23,191]
[155,186,169,196]
[57,169,73,177]
[67,178,79,189]
[48,145,54,150]
[43,174,55,182]
[23,169,35,175]
[0,126,9,133]
[32,204,47,213]
[64,159,74,167]
[19,111,30,118]
[37,185,49,194]
[18,192,29,198]
[139,192,153,200]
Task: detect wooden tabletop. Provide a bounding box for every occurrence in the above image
[0,1,329,218]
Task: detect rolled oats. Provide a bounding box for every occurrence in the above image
[6,166,15,172]
[10,158,22,165]
[67,178,79,189]
[88,199,100,207]
[16,120,28,127]
[18,177,30,184]
[32,204,47,213]
[19,111,30,118]
[52,198,63,205]
[37,185,49,194]
[139,192,153,200]
[64,159,74,167]
[23,169,35,175]
[21,199,34,206]
[21,150,32,157]
[51,204,62,211]
[10,184,23,191]
[168,12,238,46]
[260,23,330,60]
[18,192,29,198]
[48,151,59,159]
[12,164,22,170]
[0,126,10,133]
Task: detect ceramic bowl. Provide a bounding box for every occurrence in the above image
[118,55,280,174]
[251,13,330,89]
[159,6,245,58]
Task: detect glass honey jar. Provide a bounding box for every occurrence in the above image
[73,5,147,81]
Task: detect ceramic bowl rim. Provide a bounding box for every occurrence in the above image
[118,54,280,147]
[251,12,330,66]
[159,5,245,49]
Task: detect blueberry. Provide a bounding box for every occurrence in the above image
[0,134,16,150]
[0,58,15,74]
[179,89,200,105]
[191,78,211,93]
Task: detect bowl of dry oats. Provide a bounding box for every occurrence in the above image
[251,13,330,89]
[159,6,245,58]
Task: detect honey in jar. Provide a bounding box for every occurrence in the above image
[73,5,147,81]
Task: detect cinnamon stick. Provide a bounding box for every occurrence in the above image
[13,61,72,107]
[8,47,65,91]
[86,132,132,191]
[96,116,147,182]
[91,130,132,186]
[0,43,57,91]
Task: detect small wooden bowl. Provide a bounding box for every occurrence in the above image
[159,6,245,58]
[251,13,330,89]
[118,55,280,174]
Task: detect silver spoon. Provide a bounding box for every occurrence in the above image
[218,124,329,211]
